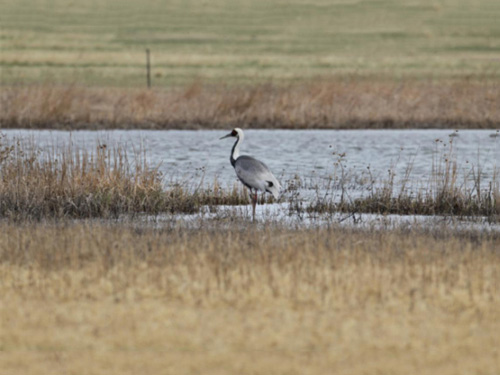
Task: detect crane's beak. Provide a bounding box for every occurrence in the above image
[220,133,232,140]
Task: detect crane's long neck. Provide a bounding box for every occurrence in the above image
[230,135,242,167]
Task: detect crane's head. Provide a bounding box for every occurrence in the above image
[220,128,243,140]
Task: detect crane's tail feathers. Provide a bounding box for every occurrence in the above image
[269,184,281,200]
[265,180,281,200]
[272,190,280,200]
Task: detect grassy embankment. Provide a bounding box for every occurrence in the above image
[1,0,499,129]
[1,224,499,375]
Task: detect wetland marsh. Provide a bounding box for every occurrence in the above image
[1,129,498,221]
[2,0,500,373]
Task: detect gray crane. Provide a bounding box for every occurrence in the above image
[220,128,281,221]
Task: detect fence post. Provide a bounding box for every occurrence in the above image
[146,48,151,88]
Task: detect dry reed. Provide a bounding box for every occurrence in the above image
[1,223,499,374]
[1,79,499,129]
[306,174,500,220]
[0,135,255,220]
[1,133,497,221]
[303,139,500,221]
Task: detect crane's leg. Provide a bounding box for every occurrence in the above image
[252,190,258,221]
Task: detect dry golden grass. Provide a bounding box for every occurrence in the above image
[0,135,166,219]
[1,223,499,375]
[0,135,259,220]
[1,79,499,129]
[304,140,500,220]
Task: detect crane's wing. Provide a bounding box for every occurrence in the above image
[234,156,281,199]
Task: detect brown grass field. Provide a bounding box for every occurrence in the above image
[1,80,500,129]
[1,223,499,375]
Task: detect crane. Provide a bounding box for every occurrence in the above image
[220,128,281,221]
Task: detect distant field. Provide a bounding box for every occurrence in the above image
[1,0,500,86]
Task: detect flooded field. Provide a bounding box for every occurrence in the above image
[3,128,499,193]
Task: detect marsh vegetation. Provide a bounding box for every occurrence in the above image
[0,134,498,221]
[304,140,499,220]
[0,135,261,220]
[2,81,499,129]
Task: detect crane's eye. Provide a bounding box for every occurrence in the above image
[231,130,237,136]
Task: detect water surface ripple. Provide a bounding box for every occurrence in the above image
[3,129,499,195]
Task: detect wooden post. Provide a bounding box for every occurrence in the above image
[146,48,151,88]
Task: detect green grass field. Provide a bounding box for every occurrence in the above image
[1,0,500,86]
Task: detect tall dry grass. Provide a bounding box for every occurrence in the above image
[1,224,499,374]
[302,139,500,221]
[0,135,165,219]
[0,135,255,220]
[1,133,497,221]
[1,80,499,129]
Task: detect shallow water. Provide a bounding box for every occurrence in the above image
[3,129,499,197]
[135,203,500,233]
